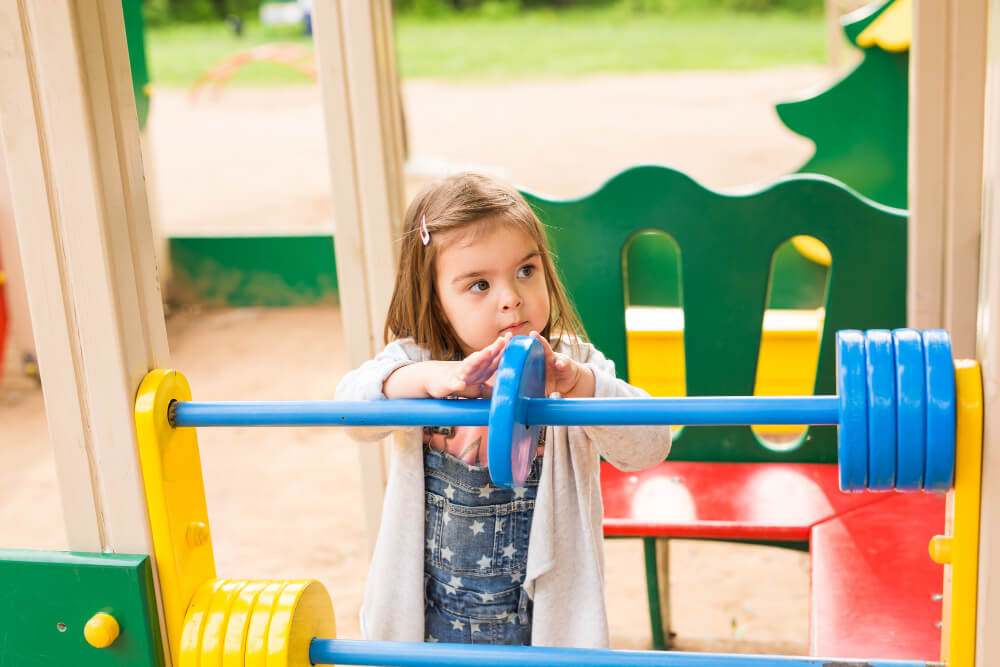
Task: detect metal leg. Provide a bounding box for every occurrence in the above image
[643,537,673,649]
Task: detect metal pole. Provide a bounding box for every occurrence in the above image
[170,396,841,428]
[308,638,935,667]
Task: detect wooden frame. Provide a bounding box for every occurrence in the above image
[909,0,988,358]
[975,3,1000,663]
[0,0,171,659]
[312,0,407,552]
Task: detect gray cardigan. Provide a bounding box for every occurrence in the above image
[335,337,671,647]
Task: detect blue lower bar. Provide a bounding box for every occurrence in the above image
[308,639,937,667]
[171,396,840,428]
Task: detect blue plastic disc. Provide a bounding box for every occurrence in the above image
[892,329,926,491]
[488,335,546,489]
[864,330,896,491]
[836,330,868,492]
[922,330,956,491]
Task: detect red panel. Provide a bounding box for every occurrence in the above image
[601,461,886,540]
[809,493,945,661]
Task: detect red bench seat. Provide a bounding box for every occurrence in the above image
[601,461,886,540]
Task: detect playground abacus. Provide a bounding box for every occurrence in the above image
[126,329,976,667]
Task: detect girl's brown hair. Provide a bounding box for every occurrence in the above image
[384,172,587,360]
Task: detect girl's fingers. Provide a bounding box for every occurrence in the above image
[529,331,555,360]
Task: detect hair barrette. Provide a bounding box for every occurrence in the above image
[419,214,431,246]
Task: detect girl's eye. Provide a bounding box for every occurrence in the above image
[469,279,489,293]
[517,265,536,278]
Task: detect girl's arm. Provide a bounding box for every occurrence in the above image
[334,335,511,441]
[555,339,672,471]
[383,334,510,399]
[334,339,422,441]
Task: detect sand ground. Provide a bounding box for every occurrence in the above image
[1,66,843,651]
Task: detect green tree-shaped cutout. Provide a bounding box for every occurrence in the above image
[776,0,908,209]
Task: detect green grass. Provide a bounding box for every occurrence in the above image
[145,9,827,87]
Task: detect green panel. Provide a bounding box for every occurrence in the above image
[524,165,907,464]
[625,232,828,309]
[0,550,164,667]
[169,235,339,307]
[122,0,151,131]
[776,0,909,210]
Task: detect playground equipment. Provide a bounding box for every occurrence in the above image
[2,327,976,666]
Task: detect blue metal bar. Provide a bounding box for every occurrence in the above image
[308,639,936,667]
[171,395,841,428]
[171,399,491,427]
[526,396,840,426]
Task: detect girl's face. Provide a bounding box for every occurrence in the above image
[434,222,551,356]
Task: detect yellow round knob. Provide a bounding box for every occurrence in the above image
[186,521,210,547]
[929,535,953,564]
[84,612,120,648]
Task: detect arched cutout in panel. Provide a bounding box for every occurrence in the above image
[623,232,686,424]
[752,235,831,451]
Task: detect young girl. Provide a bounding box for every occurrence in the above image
[335,173,671,648]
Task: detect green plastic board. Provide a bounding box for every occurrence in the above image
[0,550,164,667]
[524,165,908,463]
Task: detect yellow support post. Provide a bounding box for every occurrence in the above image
[135,369,217,666]
[929,360,984,667]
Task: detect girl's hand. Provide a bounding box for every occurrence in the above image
[424,333,512,399]
[529,332,595,398]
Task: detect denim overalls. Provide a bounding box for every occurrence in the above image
[422,430,543,645]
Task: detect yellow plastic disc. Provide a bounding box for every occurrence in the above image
[179,579,224,667]
[222,581,269,667]
[266,581,336,667]
[201,579,248,667]
[245,582,288,667]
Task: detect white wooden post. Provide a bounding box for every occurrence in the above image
[975,4,1000,663]
[311,0,407,553]
[826,0,843,69]
[0,0,171,658]
[909,0,988,358]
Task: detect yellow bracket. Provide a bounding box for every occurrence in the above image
[929,360,983,667]
[135,369,217,667]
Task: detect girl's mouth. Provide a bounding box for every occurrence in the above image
[501,321,527,334]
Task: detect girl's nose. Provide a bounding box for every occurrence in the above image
[500,285,522,311]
